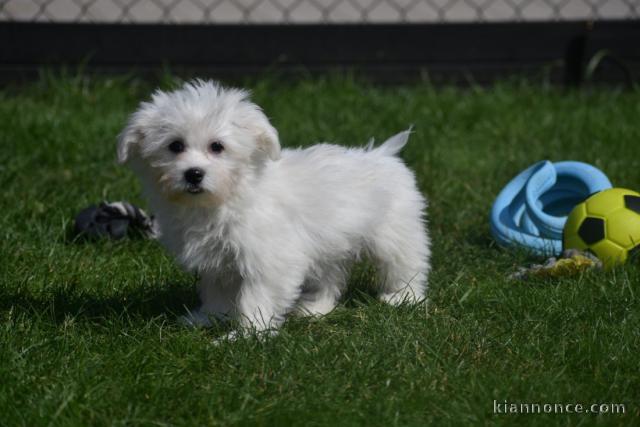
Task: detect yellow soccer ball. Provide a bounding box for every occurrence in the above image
[563,188,640,268]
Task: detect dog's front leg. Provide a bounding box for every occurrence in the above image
[218,269,305,341]
[181,270,239,327]
[240,279,300,331]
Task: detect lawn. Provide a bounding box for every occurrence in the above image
[1,74,639,426]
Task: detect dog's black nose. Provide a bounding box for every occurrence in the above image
[184,168,204,185]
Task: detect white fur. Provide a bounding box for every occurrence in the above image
[118,80,431,336]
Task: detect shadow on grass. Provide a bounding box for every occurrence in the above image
[465,228,497,250]
[0,282,199,324]
[1,259,434,327]
[341,261,386,308]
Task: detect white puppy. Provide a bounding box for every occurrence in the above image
[118,80,430,336]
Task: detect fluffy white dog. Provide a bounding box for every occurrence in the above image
[118,80,430,336]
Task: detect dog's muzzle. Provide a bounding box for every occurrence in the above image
[186,185,204,194]
[184,168,205,194]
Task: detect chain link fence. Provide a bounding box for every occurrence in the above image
[1,0,638,23]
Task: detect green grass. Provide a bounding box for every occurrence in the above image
[1,73,640,426]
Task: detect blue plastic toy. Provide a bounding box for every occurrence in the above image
[490,160,612,256]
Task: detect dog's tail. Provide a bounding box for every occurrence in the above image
[369,128,412,157]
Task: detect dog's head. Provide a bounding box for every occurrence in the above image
[118,80,280,206]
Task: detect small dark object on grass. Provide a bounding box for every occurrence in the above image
[74,201,157,240]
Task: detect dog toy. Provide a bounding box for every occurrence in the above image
[563,188,640,268]
[74,201,157,240]
[508,249,602,280]
[490,160,612,256]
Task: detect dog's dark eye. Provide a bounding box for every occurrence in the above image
[210,141,224,154]
[168,140,185,153]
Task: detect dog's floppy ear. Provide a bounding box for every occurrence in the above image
[249,112,281,161]
[117,114,144,164]
[244,105,280,164]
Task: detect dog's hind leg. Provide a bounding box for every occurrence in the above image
[372,214,430,306]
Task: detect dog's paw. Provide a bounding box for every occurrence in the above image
[212,330,241,345]
[212,328,279,345]
[178,309,213,328]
